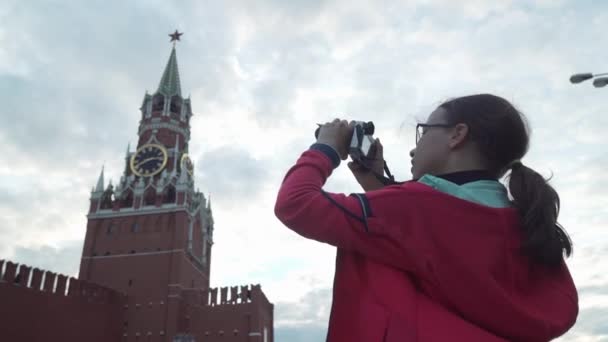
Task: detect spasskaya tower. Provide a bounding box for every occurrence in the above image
[79,31,216,340]
[0,31,273,342]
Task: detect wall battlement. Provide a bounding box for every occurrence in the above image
[178,284,274,341]
[0,259,124,304]
[0,259,126,341]
[177,284,270,308]
[205,284,269,307]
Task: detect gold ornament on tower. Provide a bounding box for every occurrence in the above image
[181,153,194,176]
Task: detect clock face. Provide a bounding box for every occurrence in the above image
[181,153,194,176]
[130,144,168,177]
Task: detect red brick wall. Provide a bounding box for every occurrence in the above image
[79,209,210,341]
[137,122,187,154]
[0,260,125,342]
[80,211,210,295]
[177,285,274,342]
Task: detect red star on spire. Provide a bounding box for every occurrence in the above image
[169,30,183,43]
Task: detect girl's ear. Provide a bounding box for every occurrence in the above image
[448,123,469,149]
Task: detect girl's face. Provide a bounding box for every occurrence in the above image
[409,108,454,179]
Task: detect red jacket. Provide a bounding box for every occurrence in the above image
[274,149,578,342]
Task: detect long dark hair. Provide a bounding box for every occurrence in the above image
[439,94,572,267]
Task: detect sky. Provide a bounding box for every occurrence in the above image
[1,0,607,340]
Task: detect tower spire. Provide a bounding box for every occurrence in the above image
[125,142,130,158]
[157,31,183,97]
[95,165,105,192]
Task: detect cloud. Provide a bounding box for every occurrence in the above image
[560,305,608,341]
[275,287,332,326]
[0,170,91,257]
[579,284,608,298]
[273,287,332,342]
[195,146,270,207]
[9,241,82,278]
[1,1,608,341]
[274,325,328,342]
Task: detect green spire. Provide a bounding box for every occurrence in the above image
[157,47,182,97]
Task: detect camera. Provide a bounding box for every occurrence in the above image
[314,121,377,170]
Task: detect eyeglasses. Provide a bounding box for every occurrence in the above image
[416,123,455,145]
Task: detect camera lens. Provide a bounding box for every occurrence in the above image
[364,122,375,135]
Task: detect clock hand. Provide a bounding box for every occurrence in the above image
[135,157,164,169]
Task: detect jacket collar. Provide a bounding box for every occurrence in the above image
[434,170,496,185]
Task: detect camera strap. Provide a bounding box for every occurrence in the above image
[372,161,403,186]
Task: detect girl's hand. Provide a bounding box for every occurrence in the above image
[316,119,354,160]
[347,138,385,192]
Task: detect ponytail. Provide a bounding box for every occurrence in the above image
[440,94,574,267]
[508,163,572,267]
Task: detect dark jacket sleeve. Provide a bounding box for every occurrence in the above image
[274,149,424,273]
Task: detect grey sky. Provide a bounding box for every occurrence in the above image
[1,0,607,340]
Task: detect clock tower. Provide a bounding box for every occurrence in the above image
[79,32,215,339]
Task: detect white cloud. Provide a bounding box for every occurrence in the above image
[1,0,607,340]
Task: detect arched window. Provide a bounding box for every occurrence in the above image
[144,187,156,206]
[183,102,192,124]
[163,185,176,204]
[151,94,165,112]
[170,95,182,117]
[120,190,134,209]
[100,189,114,209]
